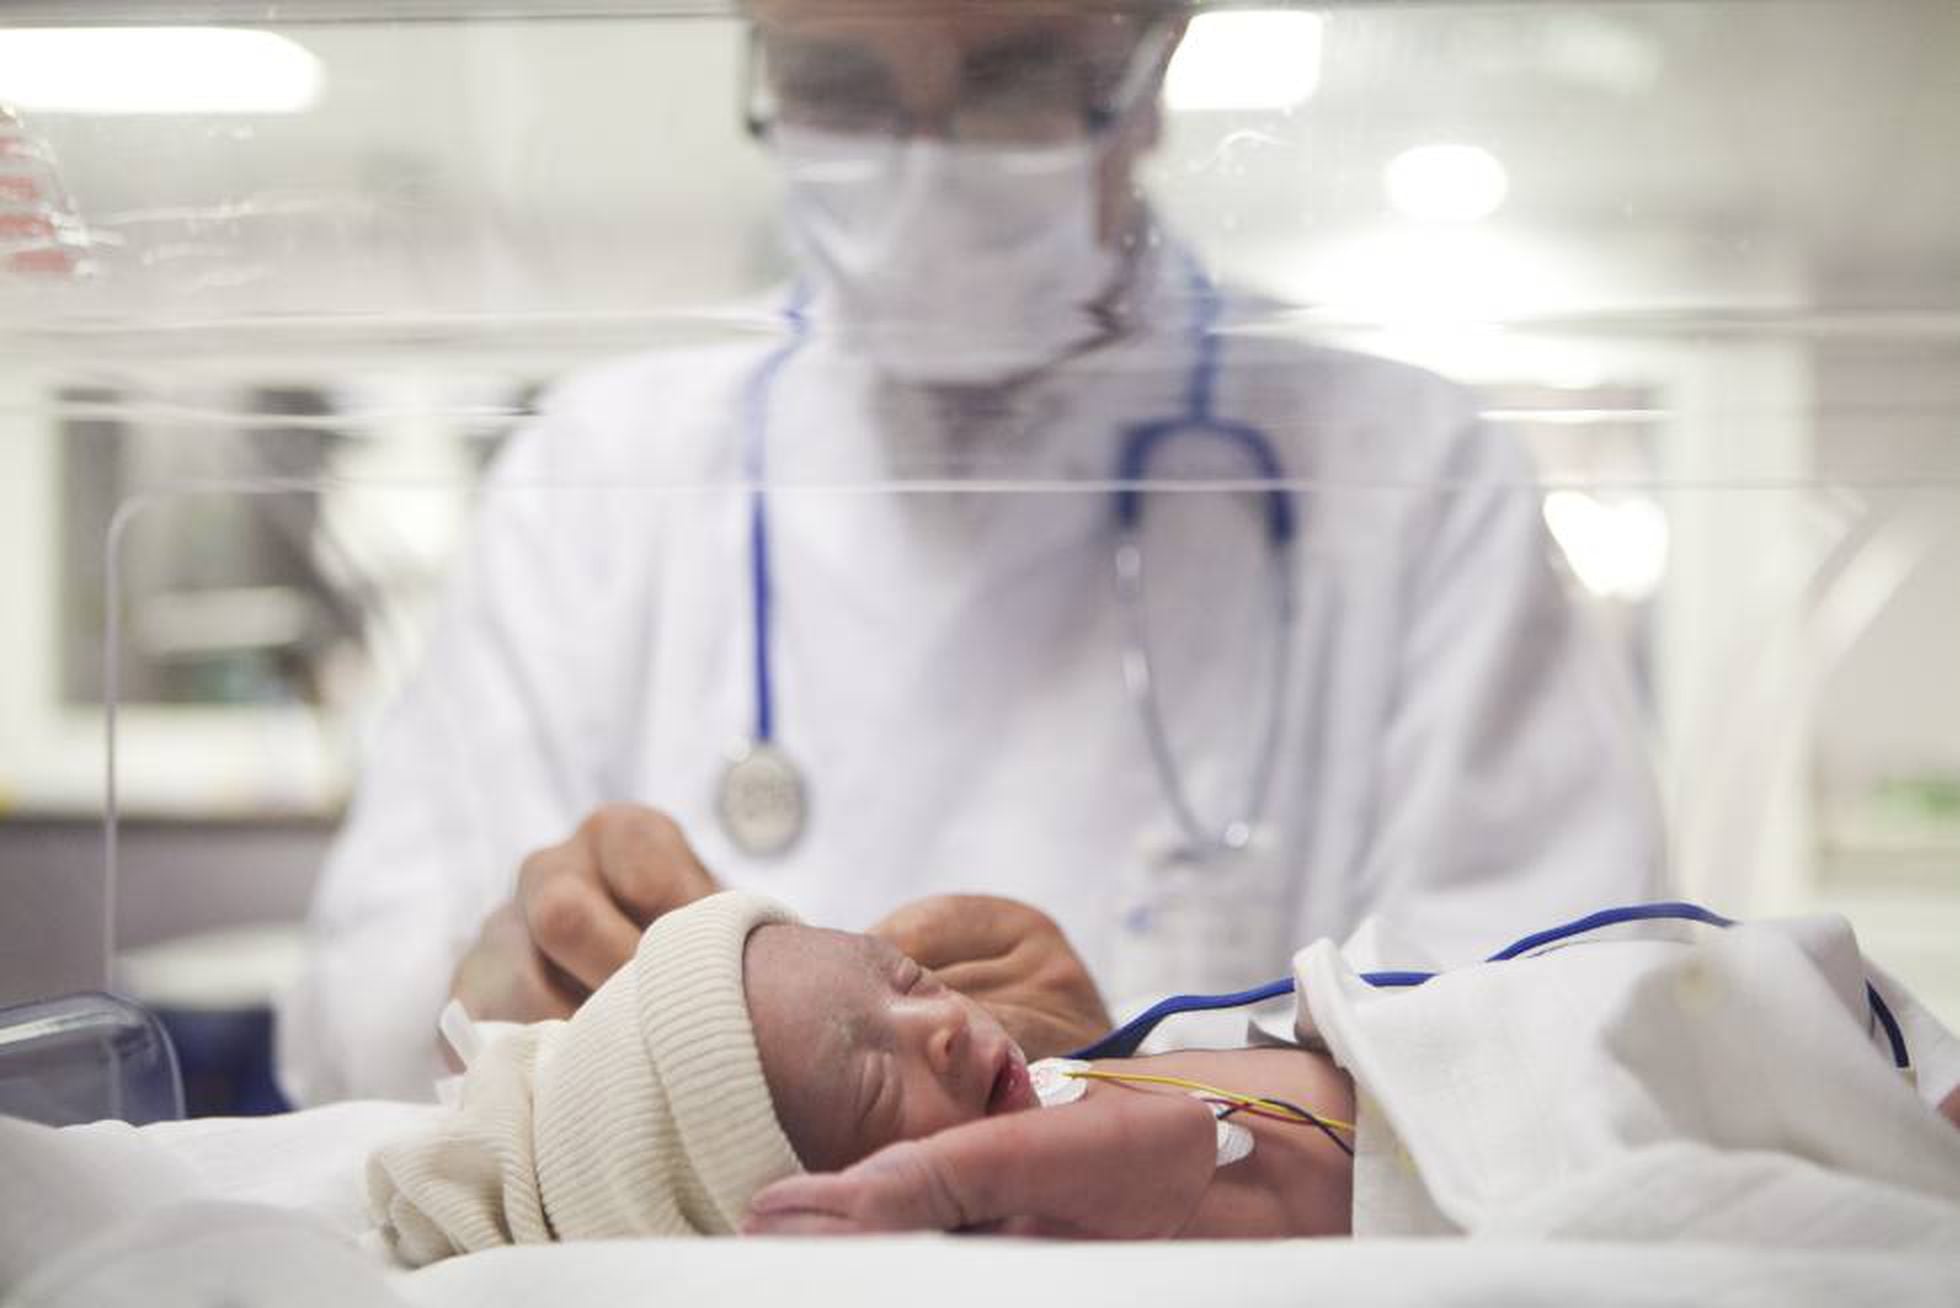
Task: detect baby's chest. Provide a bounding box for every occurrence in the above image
[1029,1058,1255,1169]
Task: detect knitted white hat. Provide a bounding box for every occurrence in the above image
[369,891,804,1265]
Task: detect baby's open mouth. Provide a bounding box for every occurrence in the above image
[985,1045,1037,1115]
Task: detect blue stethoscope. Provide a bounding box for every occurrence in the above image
[1067,900,1915,1075]
[715,262,1298,861]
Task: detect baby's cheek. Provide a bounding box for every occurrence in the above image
[900,1078,985,1143]
[771,1077,856,1174]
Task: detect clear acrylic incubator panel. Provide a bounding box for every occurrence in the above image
[1,1,1956,1030]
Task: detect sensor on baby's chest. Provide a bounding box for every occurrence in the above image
[1028,1057,1253,1167]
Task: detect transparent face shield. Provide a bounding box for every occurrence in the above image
[1,1,1957,1114]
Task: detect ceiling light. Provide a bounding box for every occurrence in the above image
[1165,11,1322,113]
[1543,490,1669,601]
[1385,143,1509,223]
[0,28,323,115]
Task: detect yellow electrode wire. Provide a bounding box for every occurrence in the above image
[1063,1068,1356,1134]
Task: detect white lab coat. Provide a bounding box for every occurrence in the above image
[277,273,1663,1104]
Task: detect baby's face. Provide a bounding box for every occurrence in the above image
[745,923,1041,1172]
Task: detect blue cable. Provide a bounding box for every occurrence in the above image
[1483,900,1734,960]
[1068,900,1911,1070]
[1354,970,1434,988]
[1084,977,1293,1058]
[1867,981,1909,1070]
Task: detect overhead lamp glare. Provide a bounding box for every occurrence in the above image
[0,28,324,115]
[1165,11,1322,114]
[1385,143,1509,223]
[1543,490,1670,601]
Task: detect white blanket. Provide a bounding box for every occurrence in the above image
[6,915,1960,1306]
[1295,914,1960,1245]
[4,1107,1955,1308]
[0,1102,437,1305]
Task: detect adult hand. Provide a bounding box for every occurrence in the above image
[448,805,720,1029]
[869,895,1113,1060]
[744,1090,1217,1238]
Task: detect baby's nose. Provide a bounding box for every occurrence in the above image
[924,997,970,1077]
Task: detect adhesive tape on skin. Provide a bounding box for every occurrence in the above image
[1215,1117,1254,1168]
[1191,1093,1256,1169]
[1030,1057,1091,1107]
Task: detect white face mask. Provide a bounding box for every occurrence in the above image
[774,124,1125,385]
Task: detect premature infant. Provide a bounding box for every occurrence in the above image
[742,901,1354,1239]
[371,890,1960,1262]
[369,891,1352,1261]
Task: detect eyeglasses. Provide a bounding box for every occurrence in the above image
[741,21,1177,147]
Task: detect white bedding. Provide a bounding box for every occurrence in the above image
[5,1102,1955,1308]
[7,914,1960,1306]
[1294,915,1960,1247]
[7,1090,1956,1306]
[394,1237,1954,1307]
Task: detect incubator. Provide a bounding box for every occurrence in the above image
[0,0,1957,1125]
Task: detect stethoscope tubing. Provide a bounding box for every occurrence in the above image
[1066,899,1912,1073]
[739,261,1299,858]
[741,290,813,746]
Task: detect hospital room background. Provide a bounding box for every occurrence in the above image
[1,0,1957,1118]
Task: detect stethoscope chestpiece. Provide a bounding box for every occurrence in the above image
[717,738,808,858]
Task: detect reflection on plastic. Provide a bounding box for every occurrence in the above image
[0,991,184,1127]
[0,107,95,279]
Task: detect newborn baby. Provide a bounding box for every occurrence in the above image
[742,912,1355,1238]
[368,891,1351,1262]
[371,890,1960,1260]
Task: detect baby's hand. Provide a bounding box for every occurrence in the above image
[744,1090,1217,1238]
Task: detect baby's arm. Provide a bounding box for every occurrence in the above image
[745,1086,1218,1238]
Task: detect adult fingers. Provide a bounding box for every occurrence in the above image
[740,1210,871,1236]
[870,895,1045,970]
[746,1142,970,1234]
[448,900,585,1026]
[930,940,1113,1041]
[515,835,645,992]
[977,1001,1106,1062]
[929,950,1032,995]
[743,1174,858,1221]
[583,804,721,924]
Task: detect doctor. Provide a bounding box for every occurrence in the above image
[278,0,1662,1104]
